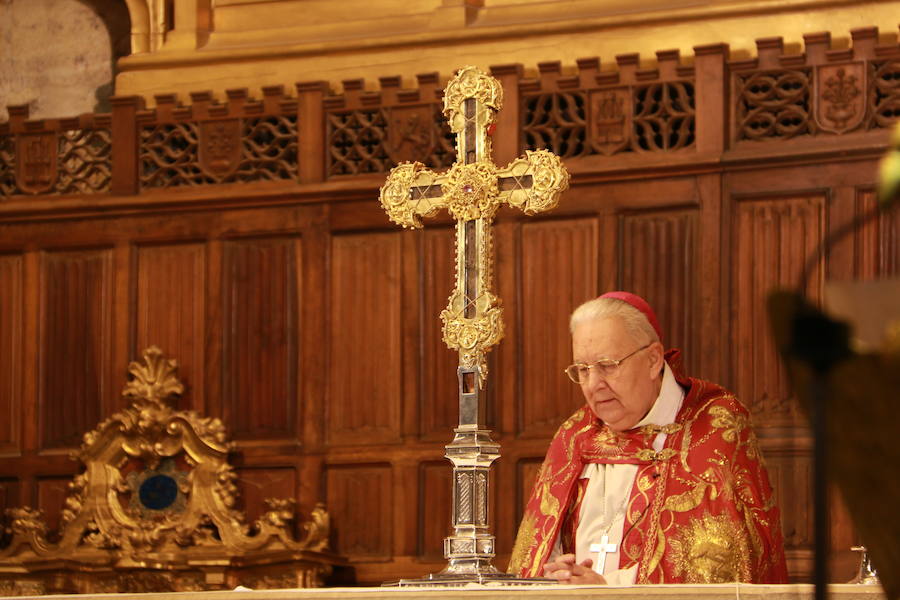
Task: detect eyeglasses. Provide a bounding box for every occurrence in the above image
[564,343,651,384]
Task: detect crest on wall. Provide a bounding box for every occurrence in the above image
[198,119,243,178]
[384,105,436,164]
[0,346,343,595]
[815,62,866,134]
[589,88,631,155]
[16,133,57,194]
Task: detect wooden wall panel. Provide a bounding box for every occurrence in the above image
[328,232,402,446]
[518,217,599,437]
[0,254,22,454]
[855,190,900,279]
[620,209,698,373]
[515,458,543,527]
[418,461,451,559]
[135,243,206,411]
[40,249,112,450]
[765,452,812,548]
[733,195,825,423]
[36,476,71,535]
[325,464,392,560]
[222,237,300,440]
[0,478,19,513]
[236,466,297,523]
[764,450,813,580]
[420,228,458,440]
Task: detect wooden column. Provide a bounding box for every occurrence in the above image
[489,64,523,167]
[110,95,144,195]
[297,81,329,184]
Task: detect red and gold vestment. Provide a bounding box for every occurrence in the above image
[509,352,788,583]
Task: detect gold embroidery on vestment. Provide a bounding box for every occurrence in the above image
[663,481,713,513]
[668,513,752,583]
[709,405,748,444]
[509,512,537,574]
[634,448,677,462]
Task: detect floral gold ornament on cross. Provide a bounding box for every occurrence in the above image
[379,67,569,585]
[380,66,569,387]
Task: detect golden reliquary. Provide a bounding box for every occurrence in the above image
[0,347,346,595]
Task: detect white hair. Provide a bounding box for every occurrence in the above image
[569,297,660,346]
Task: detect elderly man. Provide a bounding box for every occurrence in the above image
[508,292,788,584]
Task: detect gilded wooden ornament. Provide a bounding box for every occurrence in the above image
[0,347,344,594]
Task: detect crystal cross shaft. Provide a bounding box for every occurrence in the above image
[590,535,618,575]
[379,65,569,388]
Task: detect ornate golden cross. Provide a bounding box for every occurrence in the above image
[380,66,569,387]
[379,67,569,583]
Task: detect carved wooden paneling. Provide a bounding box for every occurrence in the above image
[764,451,812,551]
[325,464,392,560]
[854,190,900,279]
[620,209,698,373]
[0,255,22,453]
[36,477,71,535]
[733,195,825,423]
[519,218,599,437]
[328,232,402,446]
[418,461,451,559]
[135,243,206,411]
[222,237,300,440]
[516,458,543,527]
[40,249,112,449]
[236,466,297,524]
[0,479,19,513]
[420,228,458,439]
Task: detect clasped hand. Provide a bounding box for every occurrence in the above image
[543,553,607,584]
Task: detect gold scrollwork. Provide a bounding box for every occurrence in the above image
[440,291,504,381]
[443,66,503,134]
[503,149,570,215]
[442,162,500,221]
[0,347,343,594]
[379,161,433,228]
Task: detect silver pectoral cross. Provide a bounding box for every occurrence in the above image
[589,535,618,574]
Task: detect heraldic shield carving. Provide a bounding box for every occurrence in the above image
[815,62,866,134]
[199,119,243,178]
[15,133,57,194]
[589,88,630,155]
[385,105,436,164]
[0,347,345,596]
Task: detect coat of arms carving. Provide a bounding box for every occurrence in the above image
[815,63,866,134]
[589,88,631,155]
[199,119,243,178]
[16,133,57,194]
[384,105,436,164]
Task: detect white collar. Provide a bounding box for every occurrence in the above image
[635,362,684,428]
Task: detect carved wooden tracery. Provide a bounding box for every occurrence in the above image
[732,31,900,143]
[138,90,299,188]
[0,347,342,596]
[521,57,696,159]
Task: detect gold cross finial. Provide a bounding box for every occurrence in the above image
[379,66,569,386]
